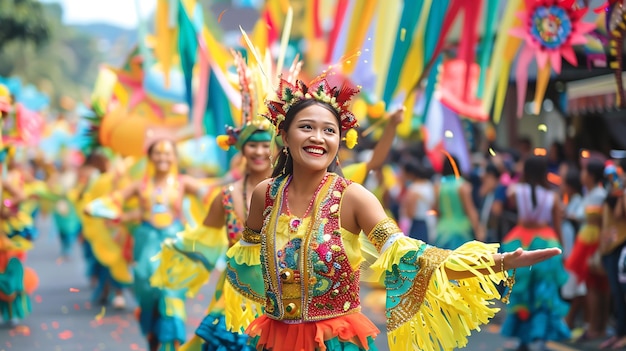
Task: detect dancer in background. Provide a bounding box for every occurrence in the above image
[500,155,570,351]
[598,160,626,349]
[566,158,609,342]
[435,154,485,249]
[86,138,210,351]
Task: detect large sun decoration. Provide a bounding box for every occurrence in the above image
[511,0,595,116]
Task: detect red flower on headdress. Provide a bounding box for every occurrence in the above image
[264,75,360,133]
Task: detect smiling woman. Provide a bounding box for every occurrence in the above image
[220,74,563,351]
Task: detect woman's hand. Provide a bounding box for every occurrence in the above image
[503,247,562,270]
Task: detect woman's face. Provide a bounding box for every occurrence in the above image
[150,140,176,173]
[282,104,340,173]
[242,140,271,174]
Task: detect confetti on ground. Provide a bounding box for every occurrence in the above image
[538,123,548,132]
[95,307,106,321]
[58,330,73,340]
[61,306,68,314]
[9,326,30,336]
[35,295,42,303]
[69,288,80,292]
[51,321,60,329]
[74,304,80,310]
[41,323,47,331]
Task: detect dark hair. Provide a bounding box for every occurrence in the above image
[442,154,461,177]
[402,157,432,180]
[271,99,343,178]
[564,168,582,195]
[484,163,501,179]
[521,156,549,206]
[146,139,177,158]
[549,141,565,162]
[585,158,605,184]
[83,152,108,173]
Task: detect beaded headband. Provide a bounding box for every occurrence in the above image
[264,75,360,133]
[217,119,273,151]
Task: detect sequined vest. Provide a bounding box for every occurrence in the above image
[260,173,361,322]
[222,185,244,247]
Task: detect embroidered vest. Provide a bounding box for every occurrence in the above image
[260,173,361,322]
[222,185,245,247]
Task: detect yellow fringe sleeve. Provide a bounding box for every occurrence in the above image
[370,237,504,351]
[224,240,265,332]
[150,225,227,298]
[223,277,263,332]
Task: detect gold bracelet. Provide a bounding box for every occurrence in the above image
[367,218,401,252]
[242,227,261,244]
[500,253,516,304]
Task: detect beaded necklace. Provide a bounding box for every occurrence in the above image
[284,173,329,233]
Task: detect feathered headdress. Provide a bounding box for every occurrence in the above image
[264,75,360,134]
[216,51,274,151]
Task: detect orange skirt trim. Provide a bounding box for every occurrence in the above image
[246,312,380,351]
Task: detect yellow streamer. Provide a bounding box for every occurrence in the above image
[482,0,523,116]
[533,61,551,115]
[373,0,402,98]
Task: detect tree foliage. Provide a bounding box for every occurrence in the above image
[0,3,103,111]
[0,0,50,51]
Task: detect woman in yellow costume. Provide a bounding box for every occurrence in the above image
[0,84,38,326]
[86,138,209,351]
[172,118,274,351]
[224,75,561,351]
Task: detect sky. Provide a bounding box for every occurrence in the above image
[39,0,157,29]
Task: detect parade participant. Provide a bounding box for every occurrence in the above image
[47,150,82,259]
[566,158,610,341]
[224,75,561,351]
[435,154,485,249]
[0,84,38,326]
[86,138,210,351]
[500,155,570,351]
[162,118,274,351]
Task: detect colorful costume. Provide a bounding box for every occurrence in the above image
[435,175,473,249]
[565,186,608,289]
[500,184,570,344]
[133,176,188,349]
[226,172,507,351]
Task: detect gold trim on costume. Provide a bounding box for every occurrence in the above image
[367,217,401,253]
[386,246,451,331]
[242,227,261,244]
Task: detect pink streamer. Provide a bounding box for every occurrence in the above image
[192,33,210,139]
[515,46,534,117]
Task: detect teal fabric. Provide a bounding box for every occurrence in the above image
[501,236,570,344]
[133,221,187,348]
[419,0,449,126]
[382,1,425,104]
[0,258,31,321]
[476,0,499,97]
[435,175,472,249]
[52,199,81,255]
[177,1,198,111]
[225,257,265,302]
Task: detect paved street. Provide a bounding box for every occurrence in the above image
[0,217,605,351]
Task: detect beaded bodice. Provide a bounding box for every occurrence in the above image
[260,173,360,322]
